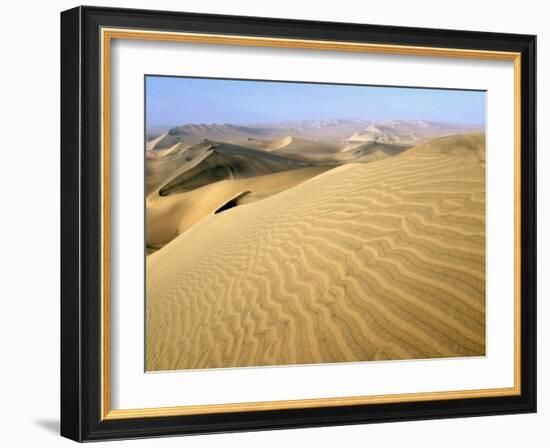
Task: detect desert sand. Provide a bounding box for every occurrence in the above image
[145,127,486,371]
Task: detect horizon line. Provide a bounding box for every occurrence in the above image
[147,118,486,131]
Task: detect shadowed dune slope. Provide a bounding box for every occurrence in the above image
[146,166,329,250]
[337,142,411,162]
[156,141,311,197]
[146,140,323,250]
[240,136,342,163]
[146,133,486,371]
[146,142,204,195]
[151,124,275,149]
[267,136,341,158]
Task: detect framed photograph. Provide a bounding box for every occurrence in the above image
[60,6,536,442]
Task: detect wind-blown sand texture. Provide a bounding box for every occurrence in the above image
[146,131,486,371]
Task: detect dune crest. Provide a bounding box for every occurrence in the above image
[267,135,294,150]
[401,132,485,162]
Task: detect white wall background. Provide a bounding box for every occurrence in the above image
[0,0,546,446]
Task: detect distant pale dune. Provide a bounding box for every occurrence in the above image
[146,133,486,371]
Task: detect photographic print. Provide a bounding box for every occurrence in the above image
[145,76,487,372]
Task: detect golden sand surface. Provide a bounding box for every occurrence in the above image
[145,133,486,371]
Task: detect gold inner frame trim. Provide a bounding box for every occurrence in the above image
[100,27,522,420]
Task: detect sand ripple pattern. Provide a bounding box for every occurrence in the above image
[146,148,486,371]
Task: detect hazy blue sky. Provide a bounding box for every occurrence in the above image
[146,76,486,128]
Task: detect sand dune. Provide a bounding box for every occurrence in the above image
[266,135,294,150]
[146,141,310,195]
[157,142,310,197]
[146,142,213,196]
[146,140,326,250]
[351,149,391,163]
[337,142,411,162]
[401,132,485,162]
[345,120,483,148]
[238,136,342,162]
[147,120,484,153]
[146,165,329,251]
[152,119,371,148]
[146,133,486,371]
[267,136,339,153]
[146,132,168,151]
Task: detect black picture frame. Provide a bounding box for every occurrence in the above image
[61,5,536,442]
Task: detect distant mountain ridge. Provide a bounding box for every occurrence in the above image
[148,119,484,151]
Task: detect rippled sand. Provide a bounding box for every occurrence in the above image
[146,134,486,371]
